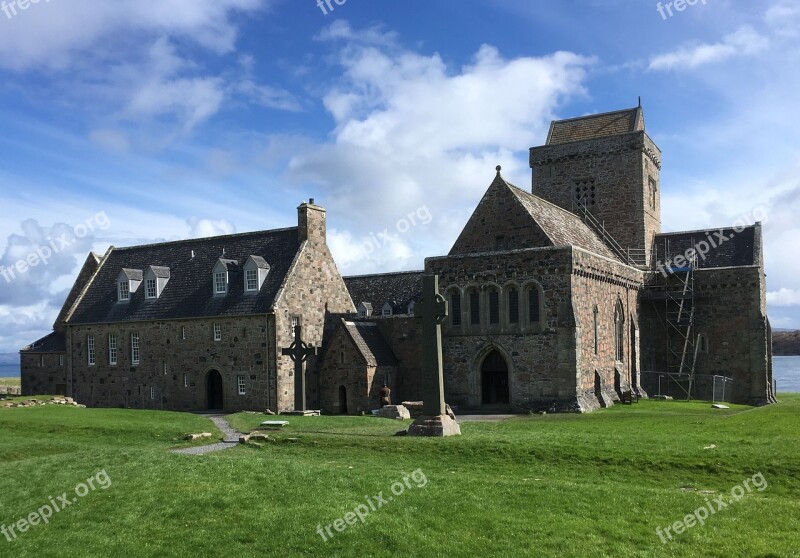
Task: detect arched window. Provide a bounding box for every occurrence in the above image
[528,286,541,325]
[614,301,625,362]
[488,287,500,325]
[508,287,519,325]
[469,289,480,325]
[697,333,708,353]
[450,290,462,326]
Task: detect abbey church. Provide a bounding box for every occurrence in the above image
[21,106,775,413]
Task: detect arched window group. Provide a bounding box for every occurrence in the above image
[445,282,545,332]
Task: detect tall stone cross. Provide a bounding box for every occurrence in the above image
[281,325,317,411]
[415,274,448,417]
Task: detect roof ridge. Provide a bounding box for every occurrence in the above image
[344,270,425,280]
[112,227,299,252]
[550,106,639,125]
[657,224,756,237]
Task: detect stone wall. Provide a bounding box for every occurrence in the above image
[570,248,645,409]
[640,265,773,405]
[427,246,576,411]
[318,324,397,414]
[21,352,67,396]
[273,202,357,411]
[530,131,662,263]
[67,315,272,411]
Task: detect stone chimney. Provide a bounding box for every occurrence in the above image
[298,198,326,244]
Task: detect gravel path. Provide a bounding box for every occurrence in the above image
[171,414,244,456]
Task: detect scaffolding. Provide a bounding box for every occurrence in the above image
[572,201,648,267]
[643,239,699,399]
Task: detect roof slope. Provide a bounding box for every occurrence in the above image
[547,107,643,145]
[344,271,424,316]
[342,321,398,366]
[506,182,619,260]
[68,228,300,324]
[21,332,66,353]
[448,170,619,260]
[654,226,758,269]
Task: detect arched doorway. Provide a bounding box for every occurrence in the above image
[338,386,348,414]
[481,350,509,405]
[207,370,224,410]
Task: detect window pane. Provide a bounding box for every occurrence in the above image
[450,292,461,326]
[508,289,519,324]
[489,290,499,324]
[528,288,540,324]
[470,292,480,325]
[146,279,157,298]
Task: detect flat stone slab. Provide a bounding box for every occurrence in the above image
[260,420,289,428]
[712,404,730,409]
[280,410,320,416]
[372,405,411,420]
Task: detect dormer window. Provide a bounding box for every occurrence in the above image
[213,258,239,296]
[118,281,130,301]
[214,271,227,294]
[144,266,170,300]
[407,300,416,315]
[145,279,157,299]
[117,269,142,302]
[357,302,372,318]
[243,256,270,293]
[382,303,393,317]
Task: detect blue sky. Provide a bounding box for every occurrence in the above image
[1,0,799,352]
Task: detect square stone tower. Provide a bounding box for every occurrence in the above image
[529,106,662,265]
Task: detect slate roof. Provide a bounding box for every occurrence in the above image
[654,226,757,269]
[546,107,644,145]
[342,321,398,366]
[21,332,66,353]
[344,271,425,316]
[505,180,620,260]
[67,228,300,324]
[148,266,171,279]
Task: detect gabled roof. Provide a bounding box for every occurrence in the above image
[546,107,644,145]
[119,268,143,281]
[654,226,758,269]
[342,321,398,366]
[505,181,619,260]
[246,255,270,269]
[147,265,171,279]
[344,271,424,316]
[21,332,66,353]
[67,228,300,324]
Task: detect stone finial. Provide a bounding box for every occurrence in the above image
[496,165,502,174]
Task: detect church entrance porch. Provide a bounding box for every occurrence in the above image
[481,350,510,406]
[206,370,224,410]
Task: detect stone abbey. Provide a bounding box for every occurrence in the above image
[21,106,775,413]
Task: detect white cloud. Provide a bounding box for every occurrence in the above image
[765,2,800,38]
[767,288,800,307]
[0,0,267,71]
[649,26,769,71]
[289,23,592,261]
[186,217,236,238]
[89,129,130,153]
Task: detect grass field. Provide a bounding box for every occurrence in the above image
[0,377,20,387]
[1,398,799,557]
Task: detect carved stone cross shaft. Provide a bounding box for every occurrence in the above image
[415,274,448,416]
[281,324,317,411]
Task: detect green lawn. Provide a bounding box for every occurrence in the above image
[1,398,799,557]
[0,377,20,387]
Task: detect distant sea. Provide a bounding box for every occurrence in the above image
[0,363,20,378]
[774,356,800,393]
